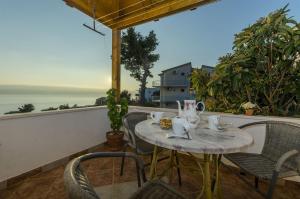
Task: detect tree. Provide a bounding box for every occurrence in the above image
[120,90,131,102]
[190,68,211,101]
[95,97,107,106]
[18,104,35,113]
[41,107,58,112]
[121,27,160,104]
[5,104,35,114]
[59,104,70,110]
[192,5,300,116]
[71,104,79,109]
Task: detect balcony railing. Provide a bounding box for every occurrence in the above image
[151,95,160,101]
[1,105,299,186]
[160,95,192,102]
[152,80,188,87]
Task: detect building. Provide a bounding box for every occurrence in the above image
[144,87,160,103]
[152,62,193,108]
[153,63,214,108]
[200,65,215,74]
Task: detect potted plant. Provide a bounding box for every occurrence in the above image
[241,102,257,116]
[106,88,128,151]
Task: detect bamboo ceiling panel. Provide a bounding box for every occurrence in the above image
[64,0,217,29]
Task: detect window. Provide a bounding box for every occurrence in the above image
[181,72,185,76]
[181,89,185,92]
[172,70,177,75]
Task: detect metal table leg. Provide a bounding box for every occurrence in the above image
[204,154,212,199]
[168,150,175,183]
[150,149,223,199]
[149,145,159,179]
[212,154,223,199]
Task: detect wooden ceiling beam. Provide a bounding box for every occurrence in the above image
[63,0,113,26]
[109,0,216,29]
[110,0,121,29]
[64,0,217,30]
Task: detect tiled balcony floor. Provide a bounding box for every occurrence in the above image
[0,144,299,199]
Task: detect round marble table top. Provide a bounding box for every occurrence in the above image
[135,119,254,154]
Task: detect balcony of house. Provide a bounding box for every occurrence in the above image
[160,95,193,103]
[161,79,189,87]
[151,95,160,102]
[0,106,299,199]
[152,80,188,87]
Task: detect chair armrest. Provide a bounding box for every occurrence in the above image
[238,121,269,129]
[275,150,299,172]
[64,152,147,199]
[80,152,146,182]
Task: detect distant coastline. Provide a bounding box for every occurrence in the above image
[0,85,106,95]
[0,85,107,115]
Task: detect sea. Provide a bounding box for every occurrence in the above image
[0,85,106,115]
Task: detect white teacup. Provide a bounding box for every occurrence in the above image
[172,117,190,136]
[208,115,221,130]
[150,112,164,123]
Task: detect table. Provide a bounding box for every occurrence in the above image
[135,119,254,199]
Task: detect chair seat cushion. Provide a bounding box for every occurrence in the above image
[224,153,298,179]
[129,180,186,199]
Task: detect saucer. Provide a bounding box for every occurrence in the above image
[166,131,192,140]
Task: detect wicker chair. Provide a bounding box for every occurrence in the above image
[64,152,186,199]
[224,121,300,199]
[120,112,181,186]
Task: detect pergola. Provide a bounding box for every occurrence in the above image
[64,0,217,97]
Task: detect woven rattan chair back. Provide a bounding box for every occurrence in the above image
[64,159,99,199]
[122,112,149,149]
[262,121,300,171]
[64,152,146,199]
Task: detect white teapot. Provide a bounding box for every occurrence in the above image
[177,100,205,128]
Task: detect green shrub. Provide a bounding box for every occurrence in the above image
[59,104,70,110]
[5,104,35,115]
[106,89,128,132]
[41,107,58,112]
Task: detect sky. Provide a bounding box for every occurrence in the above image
[0,0,299,92]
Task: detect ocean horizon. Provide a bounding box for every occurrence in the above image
[0,85,107,115]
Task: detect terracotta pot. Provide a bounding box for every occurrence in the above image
[245,109,254,116]
[106,131,124,151]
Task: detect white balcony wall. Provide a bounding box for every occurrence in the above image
[0,106,299,183]
[0,107,110,182]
